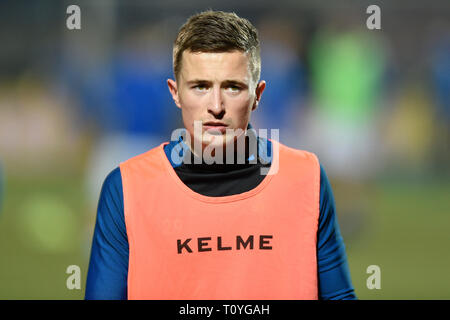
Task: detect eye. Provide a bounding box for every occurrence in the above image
[193,84,208,91]
[227,85,241,93]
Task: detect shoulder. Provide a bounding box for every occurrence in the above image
[99,167,123,209]
[105,166,122,183]
[101,167,122,194]
[276,140,319,162]
[120,142,168,174]
[274,141,320,174]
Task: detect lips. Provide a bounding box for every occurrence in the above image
[203,121,227,127]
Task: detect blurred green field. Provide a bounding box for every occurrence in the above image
[346,179,450,299]
[0,171,449,299]
[0,171,89,299]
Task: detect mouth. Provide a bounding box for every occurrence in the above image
[203,121,228,134]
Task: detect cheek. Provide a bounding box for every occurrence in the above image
[231,97,253,119]
[181,91,204,111]
[180,94,203,128]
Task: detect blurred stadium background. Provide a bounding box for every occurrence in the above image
[0,0,449,299]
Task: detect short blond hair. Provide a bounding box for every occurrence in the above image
[173,10,261,84]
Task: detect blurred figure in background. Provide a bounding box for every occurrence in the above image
[0,73,84,255]
[60,19,178,206]
[300,24,388,238]
[82,23,179,206]
[0,75,83,175]
[305,28,386,179]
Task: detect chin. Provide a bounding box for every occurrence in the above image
[203,133,238,149]
[202,133,225,146]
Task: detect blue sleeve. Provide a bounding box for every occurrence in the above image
[85,167,129,300]
[317,164,357,299]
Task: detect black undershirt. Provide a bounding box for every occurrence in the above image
[169,137,271,197]
[173,161,271,197]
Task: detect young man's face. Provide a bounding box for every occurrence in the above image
[168,50,265,153]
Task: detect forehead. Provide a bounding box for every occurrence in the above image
[180,50,251,82]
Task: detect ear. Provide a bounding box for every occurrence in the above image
[251,80,266,111]
[167,79,181,109]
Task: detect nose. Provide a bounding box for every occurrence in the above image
[207,86,225,118]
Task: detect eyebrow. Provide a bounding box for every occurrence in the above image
[223,80,248,88]
[186,79,209,85]
[186,79,249,88]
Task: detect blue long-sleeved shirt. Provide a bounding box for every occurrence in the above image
[85,137,356,300]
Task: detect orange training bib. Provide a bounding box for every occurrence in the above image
[120,140,320,299]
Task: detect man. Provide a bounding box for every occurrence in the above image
[85,10,356,300]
